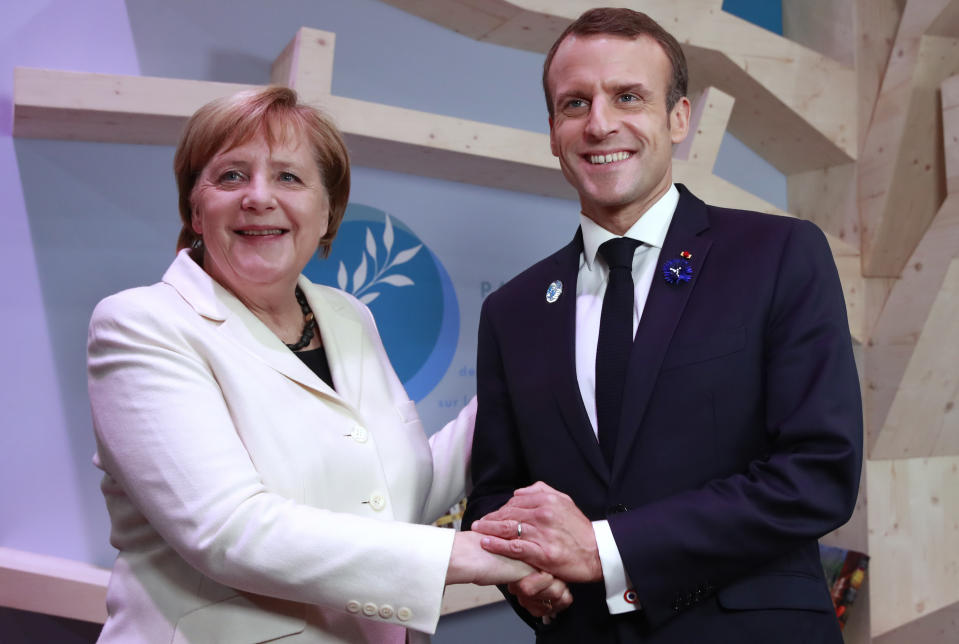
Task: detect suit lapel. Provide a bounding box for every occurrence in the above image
[545,231,610,485]
[612,186,713,480]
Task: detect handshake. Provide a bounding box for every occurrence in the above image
[446,482,603,619]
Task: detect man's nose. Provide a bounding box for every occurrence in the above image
[585,99,617,140]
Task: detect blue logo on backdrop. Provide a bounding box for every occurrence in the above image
[303,204,459,401]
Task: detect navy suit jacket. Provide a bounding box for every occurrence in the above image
[464,186,862,643]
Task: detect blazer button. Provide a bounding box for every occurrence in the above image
[362,602,378,616]
[346,600,361,613]
[369,493,387,511]
[607,504,629,515]
[350,425,369,443]
[379,604,394,619]
[397,606,412,622]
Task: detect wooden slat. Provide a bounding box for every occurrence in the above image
[862,73,959,455]
[874,257,959,458]
[381,0,857,174]
[867,456,959,637]
[858,0,959,277]
[675,86,734,172]
[441,583,504,614]
[0,547,109,624]
[0,546,502,622]
[271,27,335,93]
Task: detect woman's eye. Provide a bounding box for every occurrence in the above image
[279,172,299,183]
[219,170,243,183]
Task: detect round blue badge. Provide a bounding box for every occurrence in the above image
[303,204,458,401]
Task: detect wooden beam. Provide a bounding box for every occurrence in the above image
[873,257,959,458]
[0,545,503,622]
[858,0,959,276]
[867,456,959,637]
[441,583,504,614]
[862,73,959,455]
[381,0,857,174]
[12,69,256,145]
[0,547,109,624]
[855,0,906,155]
[874,601,959,644]
[782,0,855,67]
[271,27,335,93]
[674,86,734,172]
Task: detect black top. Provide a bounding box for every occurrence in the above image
[293,346,335,390]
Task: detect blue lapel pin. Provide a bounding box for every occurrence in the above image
[662,250,694,285]
[545,280,563,303]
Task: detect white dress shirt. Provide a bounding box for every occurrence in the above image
[579,185,679,614]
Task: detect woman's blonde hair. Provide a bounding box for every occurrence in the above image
[173,86,350,258]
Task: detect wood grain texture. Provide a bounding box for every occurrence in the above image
[866,456,959,637]
[858,0,959,277]
[381,0,857,173]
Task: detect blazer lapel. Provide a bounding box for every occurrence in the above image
[303,282,365,415]
[545,231,610,485]
[162,251,355,414]
[612,186,713,480]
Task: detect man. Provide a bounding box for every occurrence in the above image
[464,7,862,643]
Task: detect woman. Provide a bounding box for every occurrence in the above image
[87,86,545,643]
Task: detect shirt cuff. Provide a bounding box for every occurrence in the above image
[592,520,641,613]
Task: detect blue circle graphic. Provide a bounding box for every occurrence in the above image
[303,204,459,401]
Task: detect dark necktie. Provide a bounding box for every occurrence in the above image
[596,237,641,469]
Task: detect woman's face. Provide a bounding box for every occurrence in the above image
[190,130,328,299]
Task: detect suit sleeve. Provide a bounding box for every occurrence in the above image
[88,292,453,634]
[612,220,863,625]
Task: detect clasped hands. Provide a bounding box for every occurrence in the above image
[470,482,603,619]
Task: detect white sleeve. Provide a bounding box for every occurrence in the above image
[422,396,476,523]
[88,293,453,634]
[592,520,641,613]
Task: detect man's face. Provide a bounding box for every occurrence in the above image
[547,34,689,228]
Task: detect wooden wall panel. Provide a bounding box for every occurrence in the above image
[864,73,959,455]
[858,1,959,277]
[382,0,858,174]
[867,456,959,637]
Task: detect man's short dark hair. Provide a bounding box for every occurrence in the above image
[542,7,689,118]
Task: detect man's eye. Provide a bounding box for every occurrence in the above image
[619,94,639,104]
[562,99,588,114]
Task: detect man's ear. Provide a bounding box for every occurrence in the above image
[669,96,691,144]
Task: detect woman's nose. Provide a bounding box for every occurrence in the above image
[241,176,277,212]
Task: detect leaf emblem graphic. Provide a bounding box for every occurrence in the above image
[380,274,414,287]
[340,214,422,304]
[365,228,377,263]
[390,244,421,268]
[353,253,368,291]
[383,214,394,253]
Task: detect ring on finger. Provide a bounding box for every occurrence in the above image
[516,522,523,539]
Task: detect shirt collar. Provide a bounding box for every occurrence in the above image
[580,184,679,270]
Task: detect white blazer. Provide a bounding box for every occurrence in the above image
[88,249,474,644]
